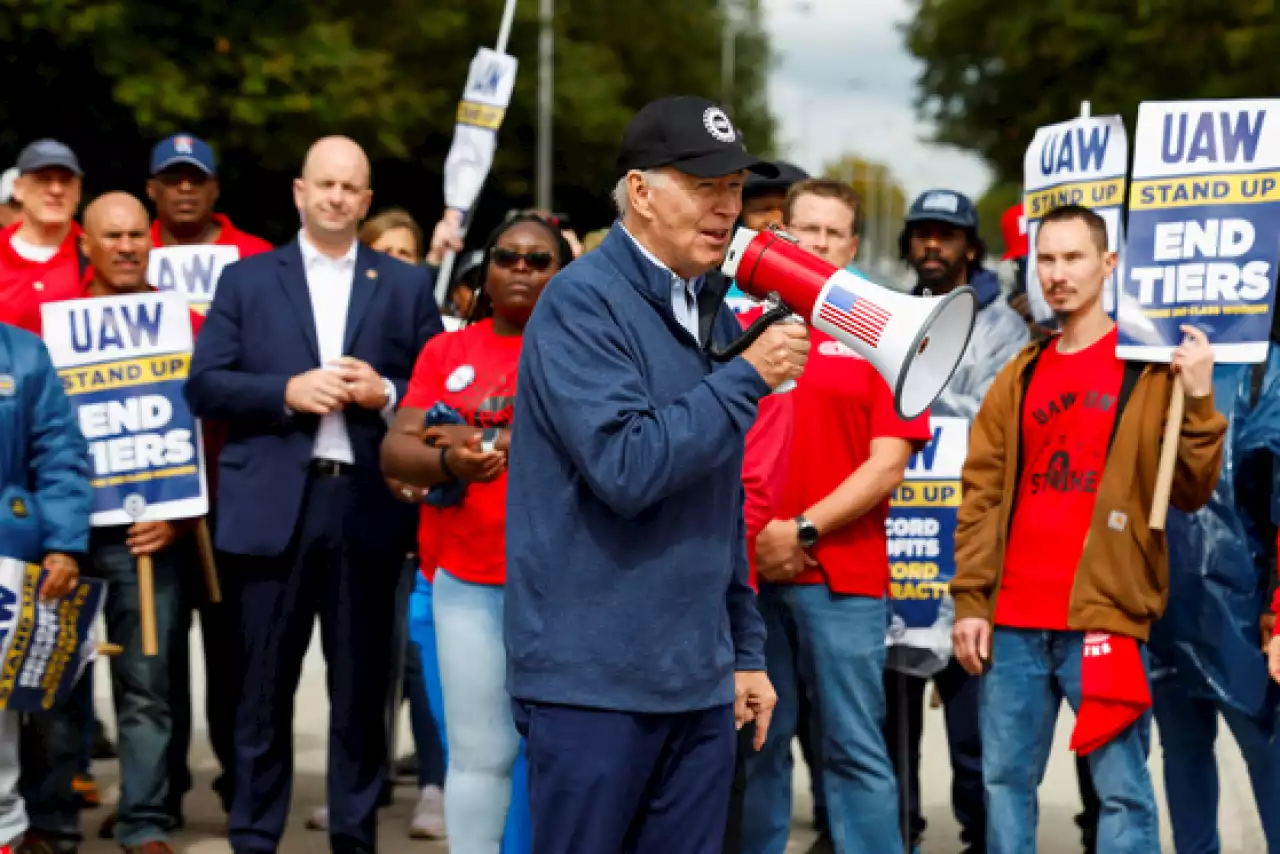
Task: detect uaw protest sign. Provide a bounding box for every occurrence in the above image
[0,557,105,712]
[148,244,239,314]
[41,293,208,526]
[886,417,967,651]
[1119,99,1280,362]
[1023,115,1129,322]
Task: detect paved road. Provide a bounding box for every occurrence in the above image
[77,624,1266,854]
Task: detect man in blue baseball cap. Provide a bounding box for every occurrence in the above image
[883,189,1028,854]
[146,133,270,261]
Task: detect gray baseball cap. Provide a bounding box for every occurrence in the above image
[16,139,83,177]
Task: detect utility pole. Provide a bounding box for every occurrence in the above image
[536,0,554,211]
[720,0,736,114]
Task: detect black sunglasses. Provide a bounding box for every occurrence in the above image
[492,247,554,272]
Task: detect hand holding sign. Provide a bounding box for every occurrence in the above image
[1151,325,1217,531]
[427,210,465,267]
[285,368,352,415]
[39,553,79,602]
[1170,324,1214,397]
[127,521,177,556]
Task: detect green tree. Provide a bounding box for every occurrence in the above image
[903,0,1280,183]
[1,0,774,236]
[820,153,910,268]
[975,179,1022,256]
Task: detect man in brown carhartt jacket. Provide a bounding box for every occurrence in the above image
[949,205,1225,854]
[949,335,1227,641]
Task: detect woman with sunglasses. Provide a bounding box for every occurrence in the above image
[381,213,571,854]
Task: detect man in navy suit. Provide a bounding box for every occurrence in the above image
[186,135,443,854]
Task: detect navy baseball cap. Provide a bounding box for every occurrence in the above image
[904,189,979,230]
[617,96,778,180]
[150,134,216,176]
[743,161,809,199]
[16,139,83,176]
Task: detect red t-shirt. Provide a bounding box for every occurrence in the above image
[149,214,273,258]
[402,319,521,586]
[997,327,1124,630]
[0,222,84,335]
[775,328,933,596]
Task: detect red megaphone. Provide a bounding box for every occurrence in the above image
[720,228,977,419]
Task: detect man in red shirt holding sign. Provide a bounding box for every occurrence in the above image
[951,205,1225,853]
[741,179,932,854]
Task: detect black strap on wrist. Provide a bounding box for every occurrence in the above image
[439,446,459,482]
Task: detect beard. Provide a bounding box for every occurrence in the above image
[911,251,967,292]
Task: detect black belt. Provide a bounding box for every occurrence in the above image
[310,458,353,477]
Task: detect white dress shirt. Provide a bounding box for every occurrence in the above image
[297,232,396,463]
[621,225,703,340]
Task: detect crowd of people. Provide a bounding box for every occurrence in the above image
[1,91,1279,854]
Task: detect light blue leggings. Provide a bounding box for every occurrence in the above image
[408,571,530,854]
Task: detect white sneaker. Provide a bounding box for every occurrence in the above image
[409,785,446,839]
[305,806,328,831]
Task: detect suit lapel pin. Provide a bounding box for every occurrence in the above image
[366,269,378,279]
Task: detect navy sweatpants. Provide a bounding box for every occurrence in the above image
[512,700,736,854]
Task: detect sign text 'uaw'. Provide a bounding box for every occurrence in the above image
[148,244,240,314]
[1120,99,1280,363]
[40,292,208,526]
[1023,115,1129,323]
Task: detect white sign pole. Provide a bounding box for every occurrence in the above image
[435,0,521,307]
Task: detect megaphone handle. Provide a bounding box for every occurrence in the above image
[770,313,806,396]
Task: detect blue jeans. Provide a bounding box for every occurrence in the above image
[1154,675,1280,853]
[982,628,1159,854]
[743,586,901,854]
[99,538,186,846]
[417,569,530,854]
[403,573,444,788]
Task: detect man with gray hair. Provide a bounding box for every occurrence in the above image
[504,96,808,853]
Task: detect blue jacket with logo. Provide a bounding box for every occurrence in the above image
[504,222,769,714]
[0,323,91,564]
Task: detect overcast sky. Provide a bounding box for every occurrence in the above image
[762,0,991,203]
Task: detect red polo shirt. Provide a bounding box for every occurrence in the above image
[774,328,932,596]
[149,214,273,258]
[0,221,84,335]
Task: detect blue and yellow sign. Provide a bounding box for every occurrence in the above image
[1120,99,1280,364]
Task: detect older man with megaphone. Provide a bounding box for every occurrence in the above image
[504,95,803,854]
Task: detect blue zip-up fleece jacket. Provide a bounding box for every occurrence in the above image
[0,323,91,565]
[504,222,770,714]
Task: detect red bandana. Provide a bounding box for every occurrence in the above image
[1070,632,1151,755]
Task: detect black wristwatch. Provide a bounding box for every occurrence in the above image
[795,515,819,549]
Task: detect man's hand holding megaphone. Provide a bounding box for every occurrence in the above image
[739,323,811,390]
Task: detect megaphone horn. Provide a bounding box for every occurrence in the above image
[717,228,977,420]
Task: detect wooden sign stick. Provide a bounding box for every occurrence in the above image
[195,519,222,604]
[137,554,158,657]
[1148,376,1185,531]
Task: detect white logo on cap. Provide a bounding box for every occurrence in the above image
[175,136,194,154]
[921,192,959,213]
[703,107,736,143]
